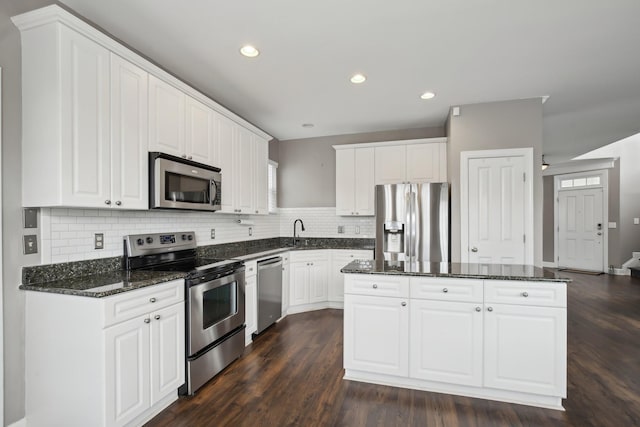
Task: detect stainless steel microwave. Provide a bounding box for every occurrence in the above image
[149,152,222,211]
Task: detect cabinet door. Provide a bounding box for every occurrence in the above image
[374,145,406,184]
[185,96,215,165]
[149,75,185,157]
[406,143,441,183]
[330,253,354,302]
[344,294,409,376]
[253,136,269,215]
[409,300,483,386]
[245,275,258,335]
[335,149,355,215]
[484,304,566,397]
[217,114,237,213]
[289,262,310,306]
[59,26,111,207]
[150,303,185,404]
[309,259,329,303]
[105,315,150,427]
[110,54,149,210]
[354,148,375,215]
[236,127,255,214]
[282,255,290,313]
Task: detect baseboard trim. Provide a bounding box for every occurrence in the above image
[542,261,558,268]
[8,418,27,427]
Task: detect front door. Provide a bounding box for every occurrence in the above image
[558,188,604,271]
[467,156,527,264]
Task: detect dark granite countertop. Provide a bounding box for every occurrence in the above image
[19,270,188,298]
[341,260,570,282]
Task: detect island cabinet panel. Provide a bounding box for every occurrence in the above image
[409,299,483,386]
[483,303,567,397]
[344,294,409,377]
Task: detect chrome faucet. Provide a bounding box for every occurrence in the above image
[293,219,305,246]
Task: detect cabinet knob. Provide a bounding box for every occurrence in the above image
[522,292,529,297]
[356,212,359,215]
[105,200,111,205]
[150,297,157,303]
[238,209,242,213]
[154,314,161,320]
[115,201,122,206]
[475,306,481,312]
[188,156,193,160]
[351,212,354,215]
[442,288,448,293]
[372,284,378,289]
[255,210,259,214]
[471,247,478,252]
[182,154,187,158]
[144,318,150,324]
[401,302,407,306]
[487,306,493,312]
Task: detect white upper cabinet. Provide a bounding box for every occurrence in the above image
[148,76,185,158]
[110,54,149,210]
[185,96,216,165]
[254,136,269,215]
[375,139,447,185]
[236,127,255,213]
[335,147,375,216]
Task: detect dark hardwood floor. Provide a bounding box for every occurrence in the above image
[147,272,640,427]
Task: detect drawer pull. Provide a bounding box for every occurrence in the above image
[442,288,448,293]
[149,297,157,303]
[144,318,150,324]
[522,292,529,297]
[154,315,161,320]
[401,302,407,307]
[372,284,378,289]
[487,306,493,312]
[475,306,481,312]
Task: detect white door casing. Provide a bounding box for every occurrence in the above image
[554,170,608,271]
[461,149,533,264]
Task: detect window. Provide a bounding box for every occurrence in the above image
[560,175,601,189]
[268,160,278,213]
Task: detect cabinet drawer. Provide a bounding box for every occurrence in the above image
[245,260,258,278]
[290,250,329,263]
[484,280,567,308]
[103,279,184,327]
[345,274,409,298]
[410,277,483,303]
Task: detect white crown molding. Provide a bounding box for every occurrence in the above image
[542,158,616,176]
[333,137,447,150]
[12,5,272,141]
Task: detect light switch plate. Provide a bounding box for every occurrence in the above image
[608,222,617,229]
[635,218,639,225]
[248,227,253,236]
[338,226,344,234]
[23,208,38,228]
[23,235,38,255]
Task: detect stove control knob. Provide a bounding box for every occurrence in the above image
[146,237,153,244]
[187,235,193,241]
[136,238,144,246]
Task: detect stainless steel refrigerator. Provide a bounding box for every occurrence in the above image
[375,183,450,262]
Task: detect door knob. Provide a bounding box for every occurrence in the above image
[471,247,478,252]
[597,232,602,236]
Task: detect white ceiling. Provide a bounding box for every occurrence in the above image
[59,0,640,162]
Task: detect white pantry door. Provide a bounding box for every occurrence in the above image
[467,156,526,264]
[558,188,603,271]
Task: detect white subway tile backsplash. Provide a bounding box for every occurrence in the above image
[39,207,373,264]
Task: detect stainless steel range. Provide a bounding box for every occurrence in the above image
[124,231,246,395]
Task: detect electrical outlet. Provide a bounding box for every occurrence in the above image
[94,233,104,250]
[211,228,216,239]
[23,235,38,254]
[635,218,640,225]
[338,226,344,234]
[355,226,360,234]
[248,227,253,236]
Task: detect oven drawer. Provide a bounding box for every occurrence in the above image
[103,279,184,327]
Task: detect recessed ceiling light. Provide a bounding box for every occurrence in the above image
[350,74,366,84]
[420,91,436,100]
[240,45,259,58]
[302,123,315,128]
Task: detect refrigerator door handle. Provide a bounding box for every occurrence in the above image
[405,190,412,260]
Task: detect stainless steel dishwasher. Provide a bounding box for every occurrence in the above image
[256,256,283,334]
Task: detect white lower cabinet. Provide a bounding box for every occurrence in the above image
[409,300,483,386]
[25,280,185,427]
[344,294,409,377]
[281,253,290,314]
[245,260,258,345]
[343,273,567,410]
[288,251,329,310]
[329,250,373,304]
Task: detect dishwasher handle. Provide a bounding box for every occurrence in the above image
[257,257,283,269]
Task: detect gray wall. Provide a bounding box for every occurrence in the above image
[278,126,445,208]
[543,176,554,263]
[1,1,54,424]
[447,99,544,265]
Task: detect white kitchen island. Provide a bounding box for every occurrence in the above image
[342,260,568,410]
